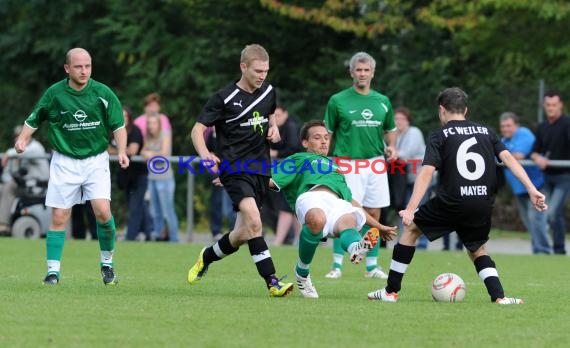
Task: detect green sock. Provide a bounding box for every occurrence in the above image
[360,224,380,271]
[97,216,116,266]
[46,231,66,275]
[359,224,371,237]
[332,238,344,269]
[296,225,322,277]
[339,228,361,252]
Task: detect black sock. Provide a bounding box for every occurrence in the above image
[203,233,239,266]
[474,255,504,302]
[386,243,416,294]
[247,236,276,286]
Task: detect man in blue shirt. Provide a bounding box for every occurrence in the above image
[500,112,551,254]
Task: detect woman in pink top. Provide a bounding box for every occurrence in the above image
[133,92,172,138]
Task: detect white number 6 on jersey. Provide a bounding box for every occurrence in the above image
[456,137,485,181]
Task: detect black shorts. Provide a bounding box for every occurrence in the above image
[277,190,293,213]
[220,173,269,212]
[414,196,493,252]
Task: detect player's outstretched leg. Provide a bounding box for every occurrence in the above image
[346,227,380,264]
[360,225,388,279]
[295,225,321,298]
[368,243,416,302]
[187,233,239,285]
[473,255,524,305]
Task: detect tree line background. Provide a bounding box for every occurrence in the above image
[1,0,569,231]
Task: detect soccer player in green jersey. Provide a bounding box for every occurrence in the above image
[15,48,129,285]
[324,52,398,280]
[270,120,397,298]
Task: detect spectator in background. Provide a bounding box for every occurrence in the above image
[0,125,50,235]
[531,90,570,255]
[133,93,172,139]
[205,126,236,242]
[499,112,550,254]
[134,93,172,139]
[141,113,179,243]
[134,92,173,241]
[393,107,432,249]
[109,106,152,241]
[267,104,302,246]
[71,201,97,240]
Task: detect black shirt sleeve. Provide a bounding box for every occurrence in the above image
[422,130,443,169]
[198,93,225,127]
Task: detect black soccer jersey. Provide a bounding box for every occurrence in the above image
[198,81,277,177]
[423,120,506,205]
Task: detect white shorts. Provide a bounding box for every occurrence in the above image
[295,190,366,238]
[46,151,111,209]
[342,156,390,208]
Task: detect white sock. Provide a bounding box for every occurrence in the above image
[101,250,113,266]
[47,260,60,274]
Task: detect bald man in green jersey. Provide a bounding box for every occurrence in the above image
[270,120,397,298]
[324,52,397,280]
[15,48,129,286]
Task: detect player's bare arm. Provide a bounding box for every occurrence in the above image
[14,124,37,154]
[113,127,129,169]
[499,150,548,211]
[191,122,220,172]
[266,113,281,143]
[351,198,397,241]
[400,164,436,225]
[384,130,398,160]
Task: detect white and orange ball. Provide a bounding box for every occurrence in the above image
[431,273,466,302]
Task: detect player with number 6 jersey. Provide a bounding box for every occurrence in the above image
[426,119,500,205]
[368,87,547,304]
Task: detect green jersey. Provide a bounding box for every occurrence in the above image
[272,152,352,210]
[324,87,395,159]
[25,78,124,159]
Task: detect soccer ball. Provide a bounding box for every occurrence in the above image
[431,273,466,302]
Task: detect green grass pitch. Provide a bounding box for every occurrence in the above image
[0,238,568,347]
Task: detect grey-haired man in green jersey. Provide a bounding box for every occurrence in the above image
[324,52,398,280]
[270,120,397,298]
[15,48,129,286]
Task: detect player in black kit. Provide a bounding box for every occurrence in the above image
[188,44,293,297]
[367,87,547,305]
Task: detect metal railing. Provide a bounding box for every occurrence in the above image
[108,155,202,241]
[3,153,570,242]
[3,153,201,241]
